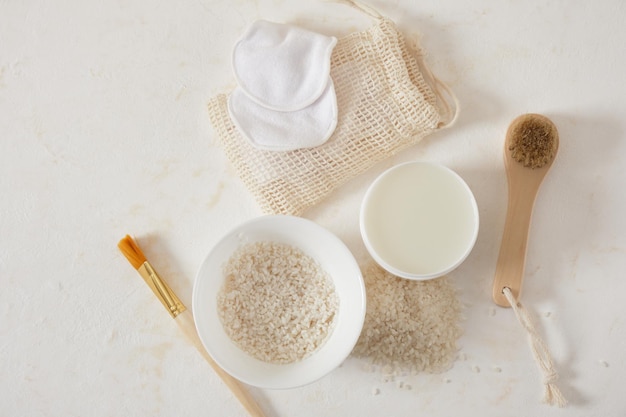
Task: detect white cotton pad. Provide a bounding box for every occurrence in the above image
[227,78,338,152]
[232,20,337,112]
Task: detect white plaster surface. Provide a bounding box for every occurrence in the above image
[1,0,625,416]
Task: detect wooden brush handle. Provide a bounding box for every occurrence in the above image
[175,309,267,417]
[493,113,558,307]
[492,177,539,307]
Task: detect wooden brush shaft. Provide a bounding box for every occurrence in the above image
[492,180,539,306]
[175,309,267,417]
[492,139,555,307]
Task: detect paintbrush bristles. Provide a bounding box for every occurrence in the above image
[118,235,147,270]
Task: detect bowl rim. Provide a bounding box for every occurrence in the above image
[360,161,479,280]
[192,214,366,389]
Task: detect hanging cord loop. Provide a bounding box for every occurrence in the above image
[413,49,459,129]
[330,0,384,19]
[502,287,567,407]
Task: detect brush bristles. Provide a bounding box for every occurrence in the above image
[118,235,147,270]
[508,115,558,169]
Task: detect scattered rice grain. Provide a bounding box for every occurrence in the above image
[352,262,463,375]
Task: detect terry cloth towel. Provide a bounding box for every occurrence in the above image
[228,79,338,151]
[232,20,337,111]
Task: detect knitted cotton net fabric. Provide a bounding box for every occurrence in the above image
[208,17,447,215]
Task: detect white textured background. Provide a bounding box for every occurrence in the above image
[1,0,625,416]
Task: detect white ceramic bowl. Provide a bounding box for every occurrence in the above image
[360,161,479,280]
[193,215,366,389]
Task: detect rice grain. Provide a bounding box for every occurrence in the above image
[217,241,339,364]
[352,262,462,374]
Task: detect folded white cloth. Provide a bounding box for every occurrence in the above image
[232,20,337,112]
[228,78,338,152]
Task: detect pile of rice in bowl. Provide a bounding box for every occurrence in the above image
[217,241,339,364]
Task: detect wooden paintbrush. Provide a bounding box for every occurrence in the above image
[118,235,267,417]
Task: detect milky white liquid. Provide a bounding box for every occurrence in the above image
[361,163,478,277]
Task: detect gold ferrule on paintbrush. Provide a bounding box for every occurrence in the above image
[137,261,186,318]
